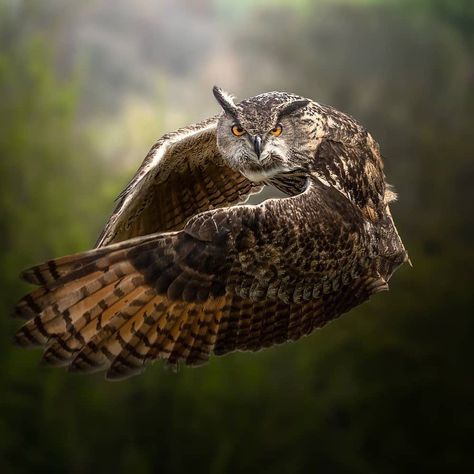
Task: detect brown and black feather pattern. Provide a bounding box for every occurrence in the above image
[13,91,409,380]
[96,117,262,246]
[13,178,394,380]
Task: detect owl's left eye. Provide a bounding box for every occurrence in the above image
[270,124,283,137]
[231,125,246,136]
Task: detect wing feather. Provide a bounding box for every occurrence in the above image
[96,116,263,247]
[14,174,394,379]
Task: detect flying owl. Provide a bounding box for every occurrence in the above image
[13,87,409,380]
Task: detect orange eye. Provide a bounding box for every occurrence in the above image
[231,125,246,136]
[270,124,283,137]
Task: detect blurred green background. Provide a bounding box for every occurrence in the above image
[0,0,473,472]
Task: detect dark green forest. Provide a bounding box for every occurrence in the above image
[0,0,473,472]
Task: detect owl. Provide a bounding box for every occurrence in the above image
[13,87,409,380]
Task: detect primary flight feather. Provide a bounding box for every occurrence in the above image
[13,87,409,380]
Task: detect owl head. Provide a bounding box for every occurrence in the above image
[213,86,310,182]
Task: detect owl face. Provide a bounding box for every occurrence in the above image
[213,87,310,182]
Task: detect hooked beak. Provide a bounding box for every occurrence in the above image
[253,136,262,158]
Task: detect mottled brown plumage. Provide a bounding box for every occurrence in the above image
[13,87,408,380]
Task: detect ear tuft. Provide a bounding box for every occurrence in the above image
[278,99,310,119]
[212,86,237,117]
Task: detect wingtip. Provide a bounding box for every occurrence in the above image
[68,351,107,375]
[11,295,40,320]
[40,346,71,368]
[13,327,40,348]
[10,305,31,320]
[105,358,145,381]
[105,367,142,382]
[20,267,40,285]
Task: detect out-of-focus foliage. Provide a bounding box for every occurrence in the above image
[0,0,473,473]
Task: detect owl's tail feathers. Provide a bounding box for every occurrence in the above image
[13,234,222,380]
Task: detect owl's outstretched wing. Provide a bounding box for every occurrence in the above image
[96,116,263,247]
[14,177,387,380]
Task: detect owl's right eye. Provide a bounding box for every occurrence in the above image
[231,125,246,136]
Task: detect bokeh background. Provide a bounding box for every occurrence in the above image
[1,0,473,472]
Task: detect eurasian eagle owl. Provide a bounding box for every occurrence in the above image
[13,87,409,380]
